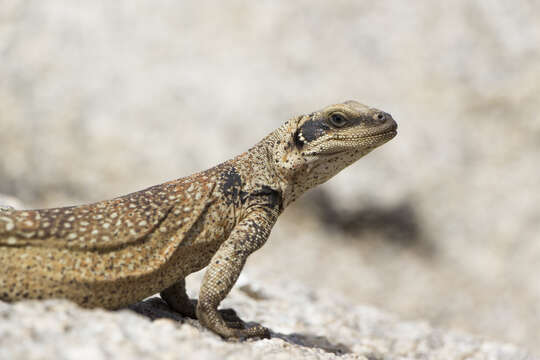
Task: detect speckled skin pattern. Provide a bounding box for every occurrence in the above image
[0,101,397,339]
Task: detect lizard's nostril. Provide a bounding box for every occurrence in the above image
[373,112,390,124]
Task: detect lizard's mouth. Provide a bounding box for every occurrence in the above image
[313,128,397,156]
[366,121,398,139]
[334,119,398,141]
[333,128,397,142]
[302,121,397,157]
[365,128,397,141]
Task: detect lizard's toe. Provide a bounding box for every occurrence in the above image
[232,325,270,340]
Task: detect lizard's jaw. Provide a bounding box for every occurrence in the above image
[303,126,397,157]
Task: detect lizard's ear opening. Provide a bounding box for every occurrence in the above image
[293,128,305,149]
[271,115,306,171]
[278,114,304,151]
[291,112,331,151]
[291,113,314,150]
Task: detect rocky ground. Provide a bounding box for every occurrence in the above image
[0,276,535,360]
[1,0,540,357]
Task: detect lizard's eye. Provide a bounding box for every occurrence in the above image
[329,113,348,128]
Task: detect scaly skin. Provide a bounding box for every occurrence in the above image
[0,100,397,339]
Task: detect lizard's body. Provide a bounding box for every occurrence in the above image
[0,101,397,338]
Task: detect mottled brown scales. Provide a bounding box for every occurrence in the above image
[0,101,397,339]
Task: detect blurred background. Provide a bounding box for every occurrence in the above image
[1,0,539,353]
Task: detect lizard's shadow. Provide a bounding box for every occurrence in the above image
[268,331,351,355]
[128,297,351,356]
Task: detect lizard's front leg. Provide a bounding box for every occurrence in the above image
[161,278,243,326]
[196,207,278,339]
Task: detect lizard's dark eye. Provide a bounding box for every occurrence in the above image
[375,113,386,121]
[329,113,348,128]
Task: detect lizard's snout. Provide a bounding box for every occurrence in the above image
[388,118,398,131]
[374,111,397,132]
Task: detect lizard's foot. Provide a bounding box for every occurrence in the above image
[218,310,245,329]
[229,324,271,340]
[211,322,270,340]
[198,304,246,330]
[197,303,270,340]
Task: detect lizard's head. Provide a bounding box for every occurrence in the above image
[271,100,397,205]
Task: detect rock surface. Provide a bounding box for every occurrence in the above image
[0,276,534,360]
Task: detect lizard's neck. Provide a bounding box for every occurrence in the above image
[240,122,372,209]
[237,123,318,209]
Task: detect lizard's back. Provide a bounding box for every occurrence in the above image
[0,165,237,308]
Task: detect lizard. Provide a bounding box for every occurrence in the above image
[0,100,397,339]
